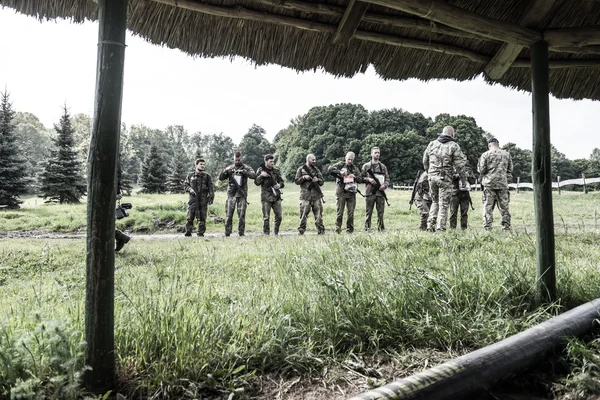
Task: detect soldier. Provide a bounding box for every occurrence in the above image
[183,158,215,237]
[448,168,473,230]
[414,171,432,231]
[423,126,469,232]
[255,154,285,235]
[478,137,513,231]
[328,151,363,234]
[219,151,256,237]
[361,146,390,231]
[295,153,325,235]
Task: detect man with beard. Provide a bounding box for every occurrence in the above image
[361,146,390,231]
[328,151,364,234]
[254,154,285,235]
[184,158,215,237]
[219,151,256,237]
[295,153,325,235]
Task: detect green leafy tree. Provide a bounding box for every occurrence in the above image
[167,150,191,193]
[551,145,579,180]
[502,143,532,183]
[39,106,87,203]
[13,112,52,193]
[0,90,28,208]
[371,108,431,136]
[238,124,275,170]
[140,144,169,193]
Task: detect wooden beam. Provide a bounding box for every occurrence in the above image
[485,0,560,80]
[359,0,541,46]
[545,27,600,47]
[153,0,600,69]
[531,40,556,303]
[85,0,127,393]
[332,0,369,45]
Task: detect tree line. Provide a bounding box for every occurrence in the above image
[2,91,599,208]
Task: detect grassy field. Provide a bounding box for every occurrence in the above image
[2,186,600,399]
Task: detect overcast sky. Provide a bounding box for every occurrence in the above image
[1,7,599,160]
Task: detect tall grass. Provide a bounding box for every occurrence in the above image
[2,229,600,398]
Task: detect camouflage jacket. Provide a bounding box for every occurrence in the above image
[295,164,324,202]
[219,164,256,198]
[328,161,364,198]
[415,171,431,202]
[184,171,215,205]
[423,136,468,185]
[361,161,390,197]
[478,149,513,190]
[254,165,285,203]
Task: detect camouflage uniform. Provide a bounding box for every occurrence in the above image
[423,136,468,231]
[414,171,432,231]
[361,161,390,231]
[254,165,285,235]
[183,171,214,236]
[295,164,325,234]
[449,174,470,230]
[478,148,513,231]
[115,159,130,251]
[328,161,364,234]
[219,164,256,236]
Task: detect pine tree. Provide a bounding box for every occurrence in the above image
[39,106,87,203]
[0,90,28,209]
[140,144,168,193]
[167,155,190,194]
[119,152,136,195]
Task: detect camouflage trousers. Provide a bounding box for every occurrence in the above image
[365,195,386,231]
[416,198,432,230]
[427,176,453,231]
[336,195,356,233]
[186,200,208,235]
[225,196,247,236]
[449,192,470,230]
[482,188,511,231]
[262,200,282,235]
[298,199,325,234]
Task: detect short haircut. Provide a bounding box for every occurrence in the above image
[488,137,499,144]
[346,151,355,159]
[234,151,242,158]
[306,153,315,162]
[371,146,380,153]
[264,154,274,161]
[195,158,205,165]
[442,126,455,136]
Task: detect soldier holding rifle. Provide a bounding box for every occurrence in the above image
[184,158,215,237]
[219,151,256,237]
[295,153,325,235]
[255,154,285,235]
[361,146,390,232]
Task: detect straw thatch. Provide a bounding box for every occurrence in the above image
[2,0,600,100]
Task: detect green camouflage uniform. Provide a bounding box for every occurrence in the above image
[414,171,432,230]
[219,164,256,236]
[254,165,285,235]
[449,174,470,230]
[183,170,215,236]
[423,136,468,231]
[361,161,390,231]
[295,164,325,234]
[478,148,513,231]
[328,161,363,233]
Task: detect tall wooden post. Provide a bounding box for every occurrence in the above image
[516,177,520,193]
[582,173,587,194]
[531,41,556,303]
[557,176,561,195]
[85,0,127,392]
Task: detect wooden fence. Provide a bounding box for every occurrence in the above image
[392,173,600,194]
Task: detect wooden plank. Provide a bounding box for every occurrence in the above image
[531,40,556,304]
[332,0,370,45]
[359,0,541,46]
[485,0,560,80]
[545,27,600,47]
[84,0,127,393]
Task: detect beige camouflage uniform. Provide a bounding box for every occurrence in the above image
[478,148,513,231]
[423,136,468,231]
[414,171,432,230]
[295,164,325,234]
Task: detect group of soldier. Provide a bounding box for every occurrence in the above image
[181,125,513,238]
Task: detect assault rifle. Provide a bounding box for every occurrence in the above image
[408,170,422,210]
[304,166,325,203]
[259,163,282,202]
[463,189,475,210]
[366,168,390,206]
[229,168,249,205]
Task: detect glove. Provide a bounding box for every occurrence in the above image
[460,182,471,191]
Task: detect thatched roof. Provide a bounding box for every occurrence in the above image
[3,0,600,100]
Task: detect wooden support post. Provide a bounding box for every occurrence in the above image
[557,176,561,195]
[582,173,588,194]
[531,41,556,303]
[84,0,127,393]
[516,177,520,193]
